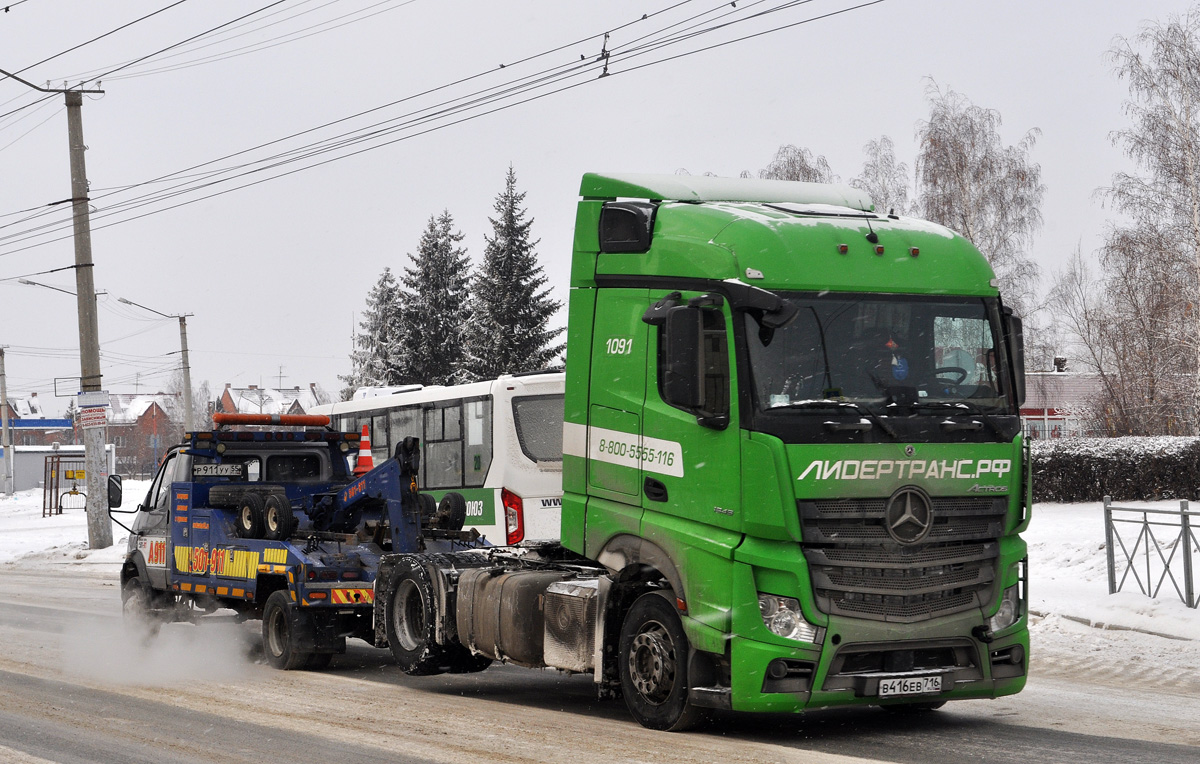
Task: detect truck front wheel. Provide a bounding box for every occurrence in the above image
[262,590,314,670]
[619,591,704,731]
[122,577,162,638]
[385,563,447,675]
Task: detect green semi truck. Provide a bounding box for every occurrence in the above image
[375,172,1030,730]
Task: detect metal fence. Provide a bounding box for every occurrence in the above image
[1104,496,1198,609]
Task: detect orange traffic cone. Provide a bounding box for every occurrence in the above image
[354,424,375,475]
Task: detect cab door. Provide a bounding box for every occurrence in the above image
[583,288,650,553]
[134,450,179,589]
[639,290,742,530]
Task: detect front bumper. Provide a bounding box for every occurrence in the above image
[727,609,1028,713]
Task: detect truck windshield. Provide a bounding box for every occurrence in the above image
[744,292,1013,416]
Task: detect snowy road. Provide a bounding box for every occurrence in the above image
[0,563,1197,764]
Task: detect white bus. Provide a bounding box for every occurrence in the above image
[310,372,564,545]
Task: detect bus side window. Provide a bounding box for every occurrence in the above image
[425,403,464,489]
[463,398,492,487]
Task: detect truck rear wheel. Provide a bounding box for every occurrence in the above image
[619,591,704,731]
[385,563,447,675]
[262,590,314,670]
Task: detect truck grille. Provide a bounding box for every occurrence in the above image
[799,497,1004,623]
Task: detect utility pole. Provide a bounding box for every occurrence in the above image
[1,67,109,547]
[118,298,195,431]
[65,89,112,549]
[179,315,193,431]
[1,346,12,496]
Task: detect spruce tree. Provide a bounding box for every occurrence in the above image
[462,167,563,381]
[399,210,472,385]
[339,267,406,399]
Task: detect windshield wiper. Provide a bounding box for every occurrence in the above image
[911,401,1003,437]
[771,400,898,438]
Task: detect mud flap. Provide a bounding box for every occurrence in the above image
[290,605,346,654]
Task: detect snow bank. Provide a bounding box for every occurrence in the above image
[1027,501,1199,641]
[0,482,148,566]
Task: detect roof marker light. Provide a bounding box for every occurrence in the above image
[837,244,849,255]
[910,247,920,257]
[874,245,885,256]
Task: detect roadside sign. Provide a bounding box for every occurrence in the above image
[10,419,73,429]
[77,391,111,408]
[78,406,108,429]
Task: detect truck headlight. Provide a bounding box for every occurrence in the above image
[758,593,820,643]
[988,584,1021,632]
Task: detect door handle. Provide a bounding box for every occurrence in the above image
[644,476,669,502]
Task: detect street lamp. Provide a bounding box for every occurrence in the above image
[18,278,76,296]
[117,297,195,432]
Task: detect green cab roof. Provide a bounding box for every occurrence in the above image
[575,174,998,296]
[580,172,874,211]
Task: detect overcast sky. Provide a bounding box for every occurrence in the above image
[0,0,1192,416]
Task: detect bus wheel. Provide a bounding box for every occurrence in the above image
[262,590,312,670]
[385,563,447,675]
[235,493,265,539]
[263,493,294,541]
[619,591,705,731]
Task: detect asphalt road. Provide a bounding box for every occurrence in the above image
[0,564,1197,764]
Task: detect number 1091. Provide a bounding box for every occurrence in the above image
[605,337,634,355]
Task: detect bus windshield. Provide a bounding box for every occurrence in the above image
[744,292,1013,415]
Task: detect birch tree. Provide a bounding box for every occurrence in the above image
[915,83,1044,317]
[1105,7,1200,431]
[758,144,838,183]
[850,136,911,215]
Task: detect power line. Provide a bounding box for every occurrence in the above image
[0,0,888,260]
[66,0,422,84]
[2,1,191,81]
[0,102,62,153]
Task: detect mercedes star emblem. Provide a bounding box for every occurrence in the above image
[885,487,934,544]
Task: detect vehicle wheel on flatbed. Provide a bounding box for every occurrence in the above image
[122,577,162,637]
[262,590,315,670]
[236,493,265,539]
[263,492,294,540]
[385,562,447,675]
[619,591,705,731]
[435,492,467,531]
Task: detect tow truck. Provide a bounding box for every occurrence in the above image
[112,412,480,669]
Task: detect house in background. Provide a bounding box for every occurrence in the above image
[107,392,184,476]
[1021,360,1103,439]
[2,393,73,446]
[217,383,333,417]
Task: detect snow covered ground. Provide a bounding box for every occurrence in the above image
[0,481,147,567]
[1,484,1196,662]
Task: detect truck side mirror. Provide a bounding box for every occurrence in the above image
[661,306,704,410]
[1003,308,1026,407]
[107,474,123,509]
